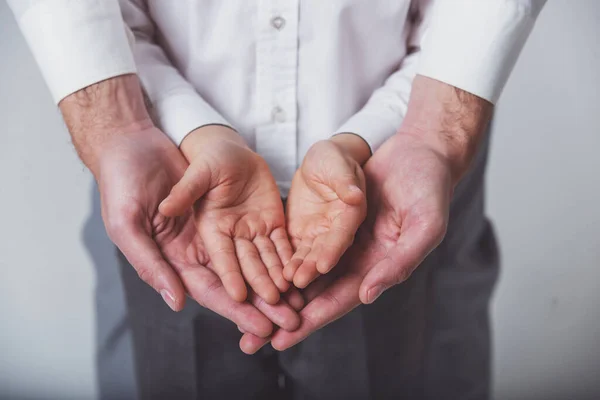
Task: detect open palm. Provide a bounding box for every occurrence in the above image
[283,140,367,288]
[99,127,300,338]
[159,132,292,305]
[240,133,452,351]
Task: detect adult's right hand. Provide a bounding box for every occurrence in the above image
[93,125,301,338]
[59,75,301,339]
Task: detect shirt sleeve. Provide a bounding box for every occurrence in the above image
[333,1,434,152]
[418,0,547,103]
[335,0,546,153]
[119,0,232,146]
[7,0,137,104]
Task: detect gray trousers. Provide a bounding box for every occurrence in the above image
[86,130,498,400]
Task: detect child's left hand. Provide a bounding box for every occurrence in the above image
[283,133,369,288]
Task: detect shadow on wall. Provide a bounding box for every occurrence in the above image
[81,183,138,400]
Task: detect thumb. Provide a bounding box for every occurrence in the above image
[159,160,211,216]
[330,169,365,206]
[108,218,186,312]
[358,217,446,304]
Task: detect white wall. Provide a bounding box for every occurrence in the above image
[0,1,598,399]
[0,2,97,399]
[489,1,600,399]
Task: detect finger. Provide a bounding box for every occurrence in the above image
[359,216,446,304]
[302,273,336,302]
[240,278,323,354]
[270,271,362,351]
[248,291,300,332]
[283,242,311,282]
[311,226,356,275]
[270,227,294,265]
[292,225,356,288]
[240,332,271,355]
[330,174,365,206]
[236,239,280,304]
[242,288,307,353]
[202,231,248,302]
[254,236,289,292]
[284,287,305,311]
[292,258,320,289]
[158,160,211,217]
[111,221,186,312]
[179,266,272,338]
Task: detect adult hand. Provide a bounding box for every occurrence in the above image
[60,75,302,340]
[282,134,368,289]
[159,126,293,305]
[96,126,302,337]
[239,75,493,352]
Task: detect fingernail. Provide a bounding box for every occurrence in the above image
[348,185,362,193]
[367,285,385,304]
[160,289,177,311]
[158,201,167,213]
[238,326,246,333]
[241,339,269,355]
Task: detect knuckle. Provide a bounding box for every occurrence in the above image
[105,215,129,242]
[321,292,341,310]
[238,253,259,269]
[392,267,412,285]
[198,279,221,309]
[136,267,155,287]
[252,295,265,309]
[341,230,356,248]
[301,313,319,332]
[104,203,138,240]
[220,269,241,282]
[265,261,282,272]
[423,214,448,246]
[183,179,201,199]
[250,273,269,288]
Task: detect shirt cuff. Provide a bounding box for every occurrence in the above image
[333,112,401,153]
[153,93,233,146]
[15,0,137,104]
[418,0,541,103]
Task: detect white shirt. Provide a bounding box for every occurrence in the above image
[8,0,546,191]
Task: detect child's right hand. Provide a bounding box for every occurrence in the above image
[159,125,292,305]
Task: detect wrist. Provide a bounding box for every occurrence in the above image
[59,74,154,172]
[398,75,493,184]
[330,133,371,166]
[180,124,246,161]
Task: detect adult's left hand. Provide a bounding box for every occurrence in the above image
[239,76,493,353]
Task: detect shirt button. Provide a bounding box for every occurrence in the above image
[271,16,286,30]
[272,106,286,123]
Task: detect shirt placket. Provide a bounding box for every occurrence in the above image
[255,0,299,190]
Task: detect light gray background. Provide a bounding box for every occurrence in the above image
[0,1,598,399]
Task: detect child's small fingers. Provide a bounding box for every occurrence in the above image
[254,236,289,293]
[248,291,301,332]
[203,232,247,302]
[283,258,302,282]
[283,243,310,281]
[236,239,280,305]
[292,257,320,289]
[270,227,294,265]
[312,229,355,275]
